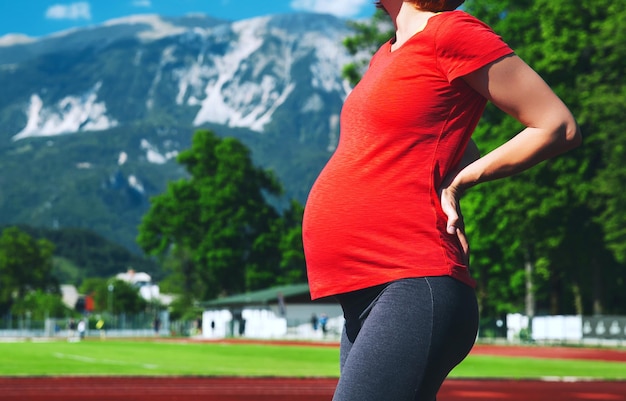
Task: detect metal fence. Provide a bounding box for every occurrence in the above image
[506,313,626,345]
[0,311,176,338]
[4,313,626,343]
[583,316,626,340]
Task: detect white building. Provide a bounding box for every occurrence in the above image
[60,284,80,309]
[115,269,174,305]
[200,283,343,340]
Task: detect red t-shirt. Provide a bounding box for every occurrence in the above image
[302,11,514,300]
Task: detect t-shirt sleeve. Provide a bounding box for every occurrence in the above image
[435,12,514,82]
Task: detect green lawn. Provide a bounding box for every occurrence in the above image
[453,355,626,380]
[1,339,625,379]
[1,340,340,377]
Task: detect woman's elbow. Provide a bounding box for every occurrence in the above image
[563,119,582,150]
[554,112,582,152]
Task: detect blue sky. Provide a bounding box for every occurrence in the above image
[0,0,377,38]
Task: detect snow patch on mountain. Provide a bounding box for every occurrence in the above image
[4,13,353,142]
[306,33,351,94]
[12,82,118,141]
[118,151,128,166]
[302,94,324,113]
[173,16,350,133]
[103,14,186,41]
[140,139,178,164]
[190,17,279,132]
[147,45,178,110]
[127,175,145,194]
[0,34,35,47]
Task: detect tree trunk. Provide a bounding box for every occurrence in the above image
[571,282,583,315]
[549,274,561,315]
[592,258,603,315]
[524,248,535,337]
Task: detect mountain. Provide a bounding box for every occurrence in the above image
[0,13,356,253]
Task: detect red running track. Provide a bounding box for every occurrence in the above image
[1,376,626,401]
[470,344,626,362]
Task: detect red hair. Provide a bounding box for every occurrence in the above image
[376,0,464,12]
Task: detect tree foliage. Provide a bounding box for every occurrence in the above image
[0,226,57,316]
[340,0,626,317]
[137,129,304,304]
[79,277,147,315]
[5,225,162,284]
[10,290,71,320]
[275,200,307,285]
[342,9,394,86]
[462,0,626,316]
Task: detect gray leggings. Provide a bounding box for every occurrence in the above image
[333,277,479,401]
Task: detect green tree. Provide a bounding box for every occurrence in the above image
[575,2,626,264]
[137,129,286,303]
[276,200,307,284]
[463,0,626,316]
[0,227,57,316]
[79,277,146,315]
[4,224,162,284]
[10,290,71,320]
[342,9,394,86]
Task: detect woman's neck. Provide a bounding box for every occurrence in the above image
[390,4,436,50]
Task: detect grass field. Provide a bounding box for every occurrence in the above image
[1,339,625,379]
[452,354,626,379]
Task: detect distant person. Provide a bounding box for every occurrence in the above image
[302,0,581,399]
[153,316,161,336]
[311,313,319,331]
[77,319,86,340]
[319,314,328,336]
[67,318,77,339]
[277,292,287,316]
[196,317,203,335]
[96,318,106,339]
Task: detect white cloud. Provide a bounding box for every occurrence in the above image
[46,2,92,20]
[132,0,152,7]
[290,0,369,17]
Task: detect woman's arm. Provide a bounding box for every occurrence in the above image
[441,53,582,240]
[441,139,481,264]
[453,54,581,191]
